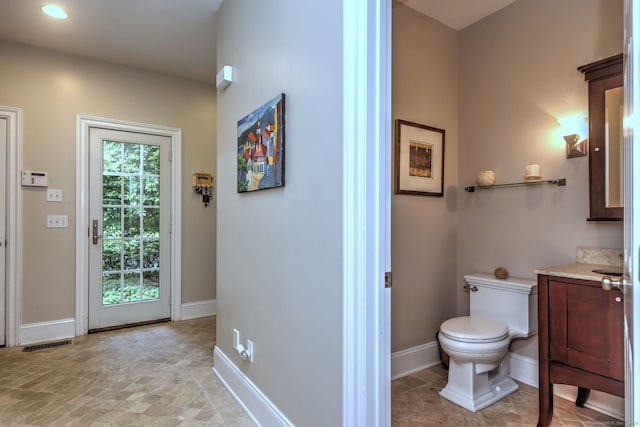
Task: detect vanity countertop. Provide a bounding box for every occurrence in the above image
[534,263,621,282]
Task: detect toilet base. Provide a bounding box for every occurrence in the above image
[439,356,519,412]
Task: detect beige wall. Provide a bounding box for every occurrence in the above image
[216,0,343,424]
[392,0,623,360]
[457,0,623,358]
[391,2,459,352]
[0,41,217,324]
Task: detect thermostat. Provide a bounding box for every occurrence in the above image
[22,170,48,187]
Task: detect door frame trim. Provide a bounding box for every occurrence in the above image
[0,106,22,347]
[75,115,182,336]
[342,0,391,424]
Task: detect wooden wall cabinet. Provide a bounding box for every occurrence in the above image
[578,54,623,221]
[537,274,624,426]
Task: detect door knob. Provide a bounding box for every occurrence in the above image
[601,275,623,292]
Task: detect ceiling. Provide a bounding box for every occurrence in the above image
[0,0,516,86]
[0,0,222,84]
[397,0,518,30]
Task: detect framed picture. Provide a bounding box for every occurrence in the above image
[395,119,445,197]
[237,93,285,193]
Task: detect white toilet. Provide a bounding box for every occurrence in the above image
[438,273,537,412]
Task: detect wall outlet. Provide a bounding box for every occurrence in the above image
[247,339,254,363]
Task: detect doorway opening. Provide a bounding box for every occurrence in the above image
[0,107,21,347]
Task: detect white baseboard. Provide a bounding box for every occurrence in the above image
[508,352,539,387]
[393,342,623,421]
[20,318,75,346]
[553,385,624,421]
[509,353,624,421]
[213,346,293,426]
[181,299,216,320]
[19,303,216,346]
[391,341,549,390]
[391,341,441,380]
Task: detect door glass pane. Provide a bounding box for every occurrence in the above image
[123,143,141,173]
[124,208,141,238]
[143,270,160,301]
[102,240,121,271]
[143,240,160,268]
[103,176,122,205]
[123,272,141,303]
[101,140,161,305]
[143,145,160,174]
[103,207,122,239]
[124,176,141,205]
[143,208,160,238]
[103,141,122,173]
[102,272,121,305]
[143,176,159,205]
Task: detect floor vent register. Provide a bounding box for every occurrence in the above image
[22,339,72,352]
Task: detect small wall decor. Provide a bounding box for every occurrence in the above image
[237,94,285,193]
[476,170,496,187]
[193,172,214,206]
[395,119,445,197]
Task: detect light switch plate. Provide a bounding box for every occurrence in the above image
[47,189,62,202]
[47,215,68,228]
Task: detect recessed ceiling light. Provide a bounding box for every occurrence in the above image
[41,4,68,19]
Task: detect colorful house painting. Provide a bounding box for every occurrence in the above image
[237,94,285,192]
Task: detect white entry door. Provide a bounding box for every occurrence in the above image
[0,118,6,345]
[88,128,171,330]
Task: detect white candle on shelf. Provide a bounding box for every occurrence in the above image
[525,164,540,178]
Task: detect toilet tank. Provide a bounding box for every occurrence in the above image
[465,273,537,338]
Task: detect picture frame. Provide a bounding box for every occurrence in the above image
[237,93,286,193]
[395,119,445,197]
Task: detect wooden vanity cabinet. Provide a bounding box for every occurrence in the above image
[537,274,624,427]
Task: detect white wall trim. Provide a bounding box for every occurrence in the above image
[213,346,293,426]
[342,0,392,425]
[20,318,75,346]
[75,115,182,336]
[508,354,624,421]
[0,106,22,347]
[390,343,553,390]
[391,340,538,385]
[508,352,539,388]
[391,342,440,380]
[554,385,625,420]
[181,299,216,320]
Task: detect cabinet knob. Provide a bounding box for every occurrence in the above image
[616,296,622,303]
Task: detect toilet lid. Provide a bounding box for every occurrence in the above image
[440,316,509,343]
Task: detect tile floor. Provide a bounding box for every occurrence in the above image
[0,316,254,426]
[392,364,625,426]
[0,316,625,426]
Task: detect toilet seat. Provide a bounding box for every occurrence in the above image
[440,316,508,343]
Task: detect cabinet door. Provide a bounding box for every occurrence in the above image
[549,279,623,380]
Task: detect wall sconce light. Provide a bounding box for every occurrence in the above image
[558,116,588,158]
